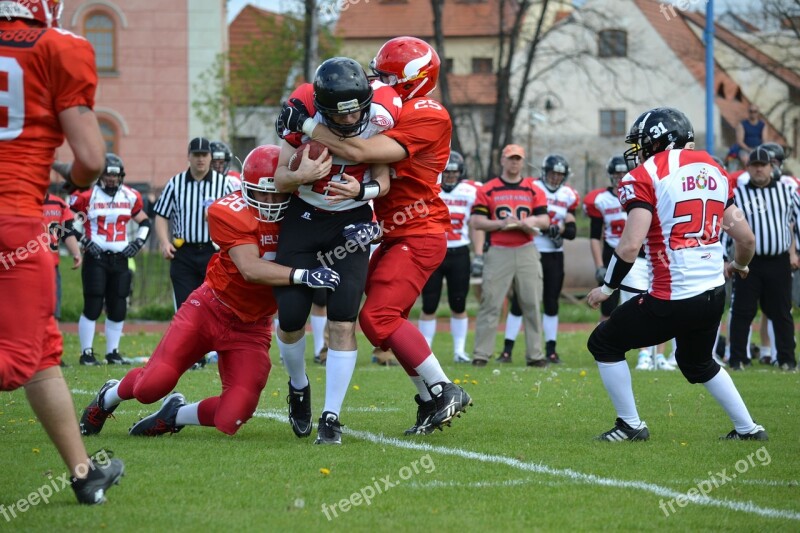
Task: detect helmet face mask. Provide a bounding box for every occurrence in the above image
[241,145,290,222]
[370,36,440,101]
[624,107,694,171]
[313,57,373,138]
[606,155,627,187]
[210,141,232,176]
[100,153,125,196]
[541,154,569,193]
[0,0,63,27]
[441,151,465,193]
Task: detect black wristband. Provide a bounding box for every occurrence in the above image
[563,221,577,240]
[355,181,381,201]
[604,251,634,290]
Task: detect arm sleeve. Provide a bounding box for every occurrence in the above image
[590,216,604,240]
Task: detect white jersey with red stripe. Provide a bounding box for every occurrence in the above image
[619,149,732,300]
[532,181,580,252]
[71,185,143,253]
[583,187,627,249]
[285,82,402,212]
[441,179,479,248]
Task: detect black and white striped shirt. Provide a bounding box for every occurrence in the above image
[153,169,234,243]
[733,178,800,257]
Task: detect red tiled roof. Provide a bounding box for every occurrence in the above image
[335,0,517,39]
[682,11,800,90]
[634,0,786,145]
[434,73,497,105]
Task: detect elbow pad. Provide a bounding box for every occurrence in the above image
[563,221,577,240]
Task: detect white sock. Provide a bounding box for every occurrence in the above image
[765,320,774,357]
[276,335,308,389]
[597,361,641,428]
[543,314,559,343]
[105,320,124,353]
[102,382,123,409]
[175,402,201,426]
[450,317,468,356]
[323,349,358,416]
[310,315,327,356]
[78,314,96,352]
[410,375,432,401]
[702,369,756,434]
[417,318,437,348]
[505,313,522,341]
[414,355,450,386]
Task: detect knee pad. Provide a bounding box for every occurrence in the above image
[215,386,261,435]
[359,306,392,347]
[132,363,181,404]
[82,297,104,321]
[679,357,720,384]
[106,297,128,322]
[587,324,626,363]
[543,299,559,317]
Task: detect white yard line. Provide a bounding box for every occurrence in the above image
[255,409,800,521]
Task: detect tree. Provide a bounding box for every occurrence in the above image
[430,0,462,152]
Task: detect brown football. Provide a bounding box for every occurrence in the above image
[287,140,328,171]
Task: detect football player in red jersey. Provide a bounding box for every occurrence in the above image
[71,154,151,366]
[586,107,766,442]
[277,38,472,435]
[273,57,399,444]
[0,0,126,504]
[79,145,340,438]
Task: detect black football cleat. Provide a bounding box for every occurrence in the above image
[287,380,312,438]
[722,424,768,441]
[128,393,186,436]
[71,455,125,505]
[80,379,120,436]
[429,382,472,429]
[595,418,650,442]
[404,394,437,435]
[314,411,342,445]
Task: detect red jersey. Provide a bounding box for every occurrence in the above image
[0,21,97,218]
[472,177,548,248]
[284,81,401,212]
[377,97,452,237]
[205,191,280,323]
[42,193,74,266]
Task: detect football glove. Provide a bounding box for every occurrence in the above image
[122,238,145,258]
[81,237,102,260]
[300,267,340,290]
[275,98,313,138]
[595,266,607,285]
[470,255,484,278]
[343,221,382,247]
[548,224,564,248]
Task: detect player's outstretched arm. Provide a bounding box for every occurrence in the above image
[229,244,340,290]
[58,106,105,188]
[310,125,407,165]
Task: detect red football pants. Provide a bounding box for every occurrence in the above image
[117,283,272,434]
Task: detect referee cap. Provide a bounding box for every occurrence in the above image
[188,137,211,154]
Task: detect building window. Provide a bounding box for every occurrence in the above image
[98,119,118,154]
[600,109,626,137]
[85,13,116,72]
[443,58,454,74]
[480,106,494,134]
[471,57,493,74]
[598,29,627,58]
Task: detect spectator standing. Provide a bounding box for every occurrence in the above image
[418,151,480,363]
[153,137,235,310]
[727,146,799,371]
[72,154,150,365]
[469,144,551,367]
[532,154,580,363]
[587,107,766,442]
[0,1,124,504]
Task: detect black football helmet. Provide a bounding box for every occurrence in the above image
[606,155,627,187]
[624,107,694,170]
[100,153,125,196]
[442,151,466,193]
[541,154,570,192]
[210,141,233,176]
[313,57,374,138]
[758,142,785,180]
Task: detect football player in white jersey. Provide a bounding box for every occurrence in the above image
[273,57,400,445]
[418,151,480,364]
[532,154,579,363]
[586,107,766,442]
[71,154,150,366]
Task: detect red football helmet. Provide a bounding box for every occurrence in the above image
[370,36,440,101]
[0,0,64,28]
[241,145,290,222]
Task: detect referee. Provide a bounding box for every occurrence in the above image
[728,146,800,371]
[153,137,235,309]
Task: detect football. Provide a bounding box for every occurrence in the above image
[287,140,328,171]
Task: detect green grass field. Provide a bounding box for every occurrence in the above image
[2,329,798,531]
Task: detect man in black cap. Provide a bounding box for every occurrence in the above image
[153,137,236,315]
[727,146,800,371]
